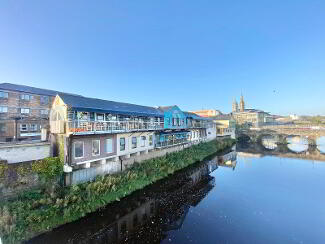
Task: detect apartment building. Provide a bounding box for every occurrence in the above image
[0,83,60,142]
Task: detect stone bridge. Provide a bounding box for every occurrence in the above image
[237,126,325,146]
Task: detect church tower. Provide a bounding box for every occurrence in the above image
[240,94,245,112]
[232,99,238,113]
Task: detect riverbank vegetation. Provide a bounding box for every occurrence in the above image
[0,138,234,243]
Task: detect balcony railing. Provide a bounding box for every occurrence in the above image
[155,138,190,148]
[67,120,164,134]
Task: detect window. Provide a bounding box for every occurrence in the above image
[120,137,125,151]
[172,118,176,126]
[141,136,146,147]
[41,109,48,115]
[20,94,32,101]
[74,141,84,158]
[0,91,8,99]
[30,124,38,131]
[149,135,153,146]
[92,140,100,156]
[177,118,180,126]
[21,108,30,114]
[132,137,137,149]
[40,96,49,105]
[105,138,113,153]
[0,106,8,113]
[0,124,7,133]
[20,124,28,132]
[97,113,104,121]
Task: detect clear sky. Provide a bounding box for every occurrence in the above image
[0,0,324,115]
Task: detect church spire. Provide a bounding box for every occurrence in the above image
[240,94,245,112]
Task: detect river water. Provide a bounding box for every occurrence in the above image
[28,144,325,244]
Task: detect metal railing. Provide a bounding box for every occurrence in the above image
[155,138,189,148]
[67,120,164,134]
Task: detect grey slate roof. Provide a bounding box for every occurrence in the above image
[59,93,164,117]
[0,83,81,97]
[184,111,212,121]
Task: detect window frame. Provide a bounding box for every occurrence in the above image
[0,106,8,113]
[20,94,32,101]
[141,136,146,147]
[21,108,30,114]
[29,124,38,132]
[0,91,8,99]
[92,139,101,156]
[40,109,49,115]
[74,141,84,159]
[105,138,113,153]
[40,95,49,105]
[149,135,153,146]
[131,136,137,149]
[120,137,126,151]
[20,124,28,132]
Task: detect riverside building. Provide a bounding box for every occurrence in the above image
[50,94,216,184]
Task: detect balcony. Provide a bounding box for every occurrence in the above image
[67,120,164,135]
[155,138,190,148]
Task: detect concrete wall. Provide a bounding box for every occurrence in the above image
[0,142,50,164]
[65,142,193,185]
[206,126,217,141]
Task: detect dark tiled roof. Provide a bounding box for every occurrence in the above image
[59,93,164,117]
[0,83,80,97]
[158,105,178,112]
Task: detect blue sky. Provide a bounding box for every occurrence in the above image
[0,0,324,115]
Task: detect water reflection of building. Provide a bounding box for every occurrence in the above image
[217,151,237,170]
[29,158,220,244]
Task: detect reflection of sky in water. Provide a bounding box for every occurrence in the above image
[262,137,277,150]
[317,137,325,153]
[287,136,308,152]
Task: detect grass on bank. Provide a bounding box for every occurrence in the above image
[0,138,234,243]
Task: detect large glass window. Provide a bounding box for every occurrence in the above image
[40,96,49,105]
[132,137,137,149]
[0,91,8,99]
[141,136,146,147]
[149,135,153,146]
[0,106,8,113]
[120,137,125,151]
[106,138,113,153]
[92,140,100,156]
[74,141,84,158]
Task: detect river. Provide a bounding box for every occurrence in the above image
[27,143,325,244]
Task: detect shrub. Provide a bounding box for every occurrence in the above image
[32,157,63,180]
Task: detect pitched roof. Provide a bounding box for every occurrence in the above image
[59,93,164,117]
[158,105,179,112]
[184,111,212,121]
[0,83,80,97]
